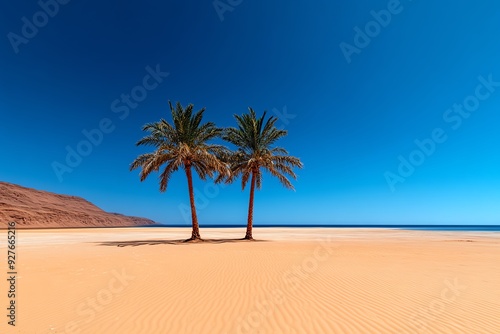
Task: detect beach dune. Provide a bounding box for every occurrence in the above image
[1,227,499,333]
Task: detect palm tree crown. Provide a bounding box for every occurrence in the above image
[223,107,303,190]
[131,101,228,190]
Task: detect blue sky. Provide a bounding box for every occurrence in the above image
[1,0,499,225]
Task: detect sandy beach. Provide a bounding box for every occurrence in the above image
[1,227,499,333]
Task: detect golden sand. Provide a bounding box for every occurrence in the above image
[1,227,499,333]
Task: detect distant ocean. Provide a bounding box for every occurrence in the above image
[142,224,500,232]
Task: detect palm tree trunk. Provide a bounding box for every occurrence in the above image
[185,165,201,240]
[245,171,256,240]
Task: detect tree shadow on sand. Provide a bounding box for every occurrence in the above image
[97,238,267,247]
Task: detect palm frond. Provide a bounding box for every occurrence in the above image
[222,108,303,190]
[130,101,228,191]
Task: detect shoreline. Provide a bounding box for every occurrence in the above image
[2,224,500,231]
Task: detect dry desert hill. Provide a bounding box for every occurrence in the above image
[0,181,157,228]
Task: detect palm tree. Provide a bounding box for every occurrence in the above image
[130,101,228,241]
[221,108,303,240]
